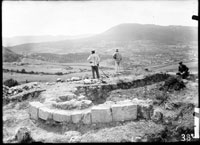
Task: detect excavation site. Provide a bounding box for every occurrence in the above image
[3,0,198,143]
[3,71,198,143]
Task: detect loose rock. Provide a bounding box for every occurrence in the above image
[151,111,163,123]
[15,127,34,143]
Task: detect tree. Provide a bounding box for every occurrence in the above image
[21,69,26,73]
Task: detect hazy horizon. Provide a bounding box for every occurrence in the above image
[2,0,198,38]
[3,22,198,39]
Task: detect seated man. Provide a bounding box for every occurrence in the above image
[176,62,189,79]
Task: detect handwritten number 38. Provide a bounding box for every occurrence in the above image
[181,134,193,141]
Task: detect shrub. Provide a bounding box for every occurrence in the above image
[21,69,26,73]
[55,72,63,75]
[3,78,19,87]
[27,71,35,74]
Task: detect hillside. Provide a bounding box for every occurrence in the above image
[97,23,197,43]
[7,23,198,55]
[2,47,22,62]
[3,34,94,47]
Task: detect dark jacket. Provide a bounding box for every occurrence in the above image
[179,64,189,73]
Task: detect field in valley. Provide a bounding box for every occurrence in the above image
[3,60,116,84]
[3,57,198,84]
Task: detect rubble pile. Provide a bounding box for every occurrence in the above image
[4,82,40,96]
[52,99,93,110]
[159,76,185,91]
[52,93,93,110]
[3,82,45,105]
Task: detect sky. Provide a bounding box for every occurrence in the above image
[2,0,198,38]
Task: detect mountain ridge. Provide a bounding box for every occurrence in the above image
[6,23,198,55]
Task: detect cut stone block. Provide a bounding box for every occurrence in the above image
[71,111,83,124]
[53,110,71,122]
[38,107,54,121]
[91,105,112,123]
[29,102,44,120]
[111,103,137,122]
[82,111,92,124]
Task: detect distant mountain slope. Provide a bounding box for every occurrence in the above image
[97,23,197,42]
[3,47,22,62]
[7,23,197,55]
[3,34,94,47]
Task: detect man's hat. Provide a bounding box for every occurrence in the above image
[179,61,183,65]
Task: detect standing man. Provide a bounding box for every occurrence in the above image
[87,50,100,79]
[113,49,122,74]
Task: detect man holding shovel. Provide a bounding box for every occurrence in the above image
[87,50,100,79]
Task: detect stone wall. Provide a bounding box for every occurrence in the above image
[28,73,171,124]
[28,98,156,124]
[29,101,139,124]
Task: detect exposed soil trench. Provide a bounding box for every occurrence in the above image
[74,73,170,105]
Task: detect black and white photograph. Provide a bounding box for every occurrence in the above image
[2,0,199,143]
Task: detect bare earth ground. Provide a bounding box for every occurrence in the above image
[3,71,198,142]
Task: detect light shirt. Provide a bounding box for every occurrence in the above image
[87,53,100,66]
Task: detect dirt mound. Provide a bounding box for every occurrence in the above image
[159,76,185,91]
